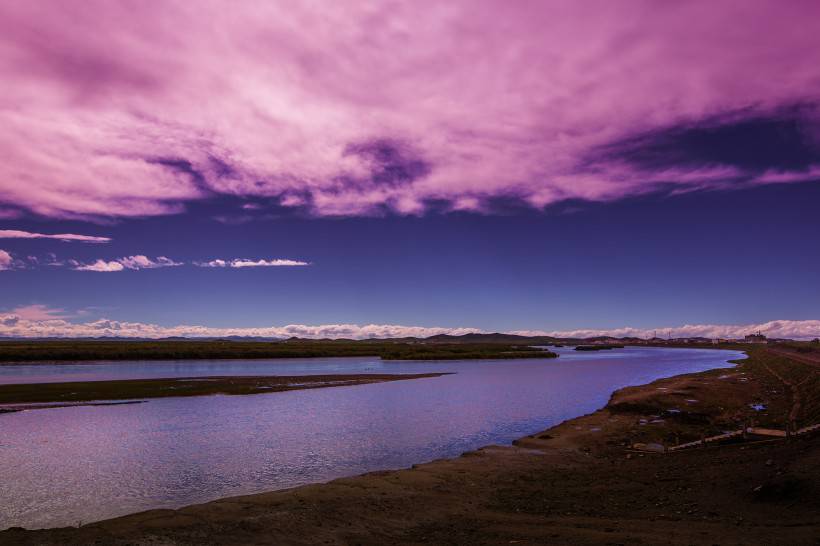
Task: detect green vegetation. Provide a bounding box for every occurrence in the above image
[0,373,448,407]
[574,344,625,351]
[741,348,820,429]
[777,342,818,354]
[601,346,820,446]
[0,340,557,363]
[380,344,556,360]
[0,340,377,362]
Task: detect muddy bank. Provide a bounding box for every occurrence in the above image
[4,349,820,545]
[0,373,448,409]
[0,400,145,413]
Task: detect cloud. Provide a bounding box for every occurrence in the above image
[117,255,182,269]
[4,304,70,320]
[0,229,110,242]
[196,259,226,268]
[0,317,481,339]
[195,258,310,268]
[0,249,12,270]
[0,208,21,219]
[0,316,818,340]
[2,253,303,271]
[512,320,820,340]
[0,1,819,219]
[74,259,124,272]
[74,255,181,272]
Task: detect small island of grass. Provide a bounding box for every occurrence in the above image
[0,373,448,412]
[574,344,625,351]
[0,340,557,363]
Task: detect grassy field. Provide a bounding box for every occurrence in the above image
[0,340,558,363]
[598,346,820,446]
[574,344,625,351]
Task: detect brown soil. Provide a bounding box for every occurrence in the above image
[4,349,820,545]
[0,373,448,409]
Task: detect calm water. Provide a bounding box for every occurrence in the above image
[0,347,742,529]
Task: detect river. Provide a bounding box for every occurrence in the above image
[0,346,743,529]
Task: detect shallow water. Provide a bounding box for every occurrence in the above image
[0,346,743,529]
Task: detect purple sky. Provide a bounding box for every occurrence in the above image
[1,1,819,339]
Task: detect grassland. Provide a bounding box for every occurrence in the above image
[573,344,625,351]
[378,343,555,360]
[0,339,557,362]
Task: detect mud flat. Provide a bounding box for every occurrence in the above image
[4,349,820,545]
[0,373,448,411]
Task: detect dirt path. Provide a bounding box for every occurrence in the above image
[760,359,804,426]
[767,347,820,368]
[762,349,820,427]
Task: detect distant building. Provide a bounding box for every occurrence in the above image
[744,332,767,344]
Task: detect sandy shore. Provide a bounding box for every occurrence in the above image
[4,349,820,545]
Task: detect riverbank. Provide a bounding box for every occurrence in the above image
[4,348,819,545]
[0,373,448,411]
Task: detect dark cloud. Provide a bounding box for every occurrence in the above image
[342,139,431,189]
[602,105,820,174]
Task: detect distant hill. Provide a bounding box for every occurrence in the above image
[281,333,561,345]
[0,332,744,345]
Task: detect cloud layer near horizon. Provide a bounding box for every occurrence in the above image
[0,316,482,339]
[514,320,820,341]
[1,1,819,219]
[0,315,818,340]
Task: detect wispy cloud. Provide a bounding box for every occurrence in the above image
[74,255,181,272]
[5,304,71,320]
[195,258,310,268]
[74,259,124,272]
[0,229,110,243]
[3,254,306,271]
[1,2,819,219]
[117,255,182,269]
[0,208,21,219]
